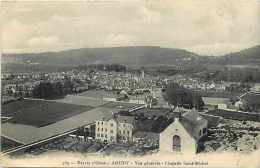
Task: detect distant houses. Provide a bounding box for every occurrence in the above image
[202,97,231,110]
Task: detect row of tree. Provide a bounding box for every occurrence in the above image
[33,81,66,99]
[77,63,127,72]
[32,80,88,99]
[163,82,204,110]
[197,68,260,83]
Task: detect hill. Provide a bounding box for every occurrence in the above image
[216,45,260,66]
[2,45,260,73]
[2,46,198,66]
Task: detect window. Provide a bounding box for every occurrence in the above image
[101,134,103,137]
[105,135,107,138]
[105,128,107,132]
[172,135,181,152]
[119,130,121,134]
[97,128,100,131]
[127,131,130,136]
[111,123,113,127]
[203,128,207,134]
[101,128,103,131]
[97,134,100,137]
[102,122,103,125]
[110,130,113,134]
[199,130,202,136]
[97,121,99,125]
[110,136,114,141]
[123,130,125,134]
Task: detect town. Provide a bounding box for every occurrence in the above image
[1,66,260,156]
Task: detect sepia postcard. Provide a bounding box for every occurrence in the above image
[0,0,260,167]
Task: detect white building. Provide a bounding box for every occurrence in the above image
[251,83,260,92]
[202,97,231,110]
[159,110,208,154]
[95,115,135,143]
[234,100,244,110]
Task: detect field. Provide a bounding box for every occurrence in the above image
[79,89,149,102]
[2,99,93,127]
[101,101,139,110]
[78,90,118,99]
[206,110,260,122]
[192,90,242,99]
[1,96,19,104]
[53,95,108,107]
[1,137,23,151]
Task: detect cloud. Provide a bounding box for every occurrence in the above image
[28,36,60,47]
[103,33,139,46]
[186,42,259,56]
[2,19,32,49]
[51,14,70,22]
[2,0,260,55]
[138,6,161,23]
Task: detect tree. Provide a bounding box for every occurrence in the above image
[192,93,205,110]
[151,116,172,132]
[163,82,204,110]
[64,79,74,94]
[33,81,66,99]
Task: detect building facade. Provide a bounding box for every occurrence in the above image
[95,115,135,143]
[202,97,231,110]
[159,111,208,154]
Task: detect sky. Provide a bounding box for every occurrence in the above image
[2,0,260,55]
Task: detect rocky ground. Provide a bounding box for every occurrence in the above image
[203,119,260,153]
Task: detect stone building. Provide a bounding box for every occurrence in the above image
[95,115,135,143]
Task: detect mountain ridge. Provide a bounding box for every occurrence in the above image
[2,46,199,66]
[2,45,260,73]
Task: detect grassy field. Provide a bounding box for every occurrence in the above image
[3,99,93,127]
[101,101,139,110]
[79,89,149,101]
[1,136,23,151]
[192,90,242,99]
[206,110,260,122]
[53,95,107,107]
[78,90,118,98]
